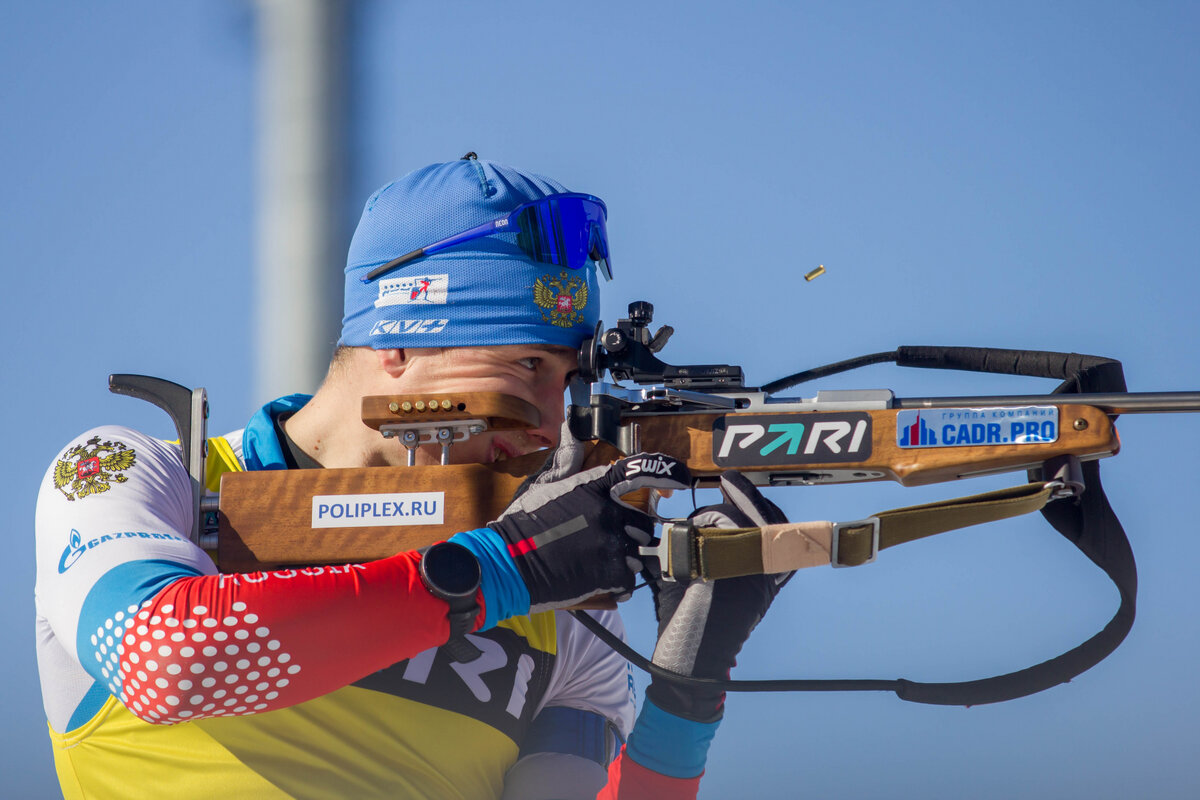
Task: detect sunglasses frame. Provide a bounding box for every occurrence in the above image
[363,192,611,283]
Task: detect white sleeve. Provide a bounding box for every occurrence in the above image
[536,608,636,737]
[35,426,217,677]
[500,609,636,799]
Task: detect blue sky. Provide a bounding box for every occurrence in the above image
[3,2,1199,797]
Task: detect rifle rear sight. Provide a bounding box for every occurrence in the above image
[578,301,745,390]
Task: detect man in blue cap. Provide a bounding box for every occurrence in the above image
[35,156,790,798]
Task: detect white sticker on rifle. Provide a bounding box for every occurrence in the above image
[311,492,445,528]
[896,406,1059,448]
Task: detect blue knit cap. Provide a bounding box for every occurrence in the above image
[340,158,603,350]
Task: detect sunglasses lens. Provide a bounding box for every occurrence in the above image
[515,195,611,280]
[583,202,612,281]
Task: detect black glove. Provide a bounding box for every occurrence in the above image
[452,440,690,626]
[646,471,793,722]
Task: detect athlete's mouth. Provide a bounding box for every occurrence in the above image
[490,439,517,463]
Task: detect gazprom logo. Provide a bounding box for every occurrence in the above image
[59,529,85,572]
[59,528,187,573]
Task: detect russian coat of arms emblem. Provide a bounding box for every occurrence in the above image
[54,436,137,501]
[533,271,588,328]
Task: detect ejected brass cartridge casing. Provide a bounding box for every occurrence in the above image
[805,264,826,281]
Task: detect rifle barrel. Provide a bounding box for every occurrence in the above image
[895,391,1200,415]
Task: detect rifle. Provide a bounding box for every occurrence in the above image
[110,301,1200,706]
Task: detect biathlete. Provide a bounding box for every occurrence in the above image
[35,156,791,799]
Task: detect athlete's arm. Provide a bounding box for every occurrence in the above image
[499,611,705,800]
[500,608,634,799]
[36,426,471,726]
[596,750,703,800]
[596,471,795,800]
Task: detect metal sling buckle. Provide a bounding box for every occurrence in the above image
[639,521,692,582]
[1045,480,1082,502]
[830,516,880,568]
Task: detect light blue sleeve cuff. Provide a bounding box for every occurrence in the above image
[625,697,721,779]
[450,528,530,630]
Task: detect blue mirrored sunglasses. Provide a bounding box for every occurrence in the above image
[363,192,612,283]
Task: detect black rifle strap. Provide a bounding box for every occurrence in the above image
[887,346,1136,704]
[572,346,1138,706]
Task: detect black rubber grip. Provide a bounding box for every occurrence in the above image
[896,346,1111,380]
[896,346,1126,395]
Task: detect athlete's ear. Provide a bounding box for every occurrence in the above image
[376,348,409,379]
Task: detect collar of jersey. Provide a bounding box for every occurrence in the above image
[242,394,313,471]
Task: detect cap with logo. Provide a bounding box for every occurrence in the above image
[340,157,604,350]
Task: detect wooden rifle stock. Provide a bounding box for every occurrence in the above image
[218,444,635,572]
[216,393,1118,572]
[634,404,1116,487]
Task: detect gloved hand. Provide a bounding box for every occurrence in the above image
[452,432,690,628]
[648,470,792,720]
[626,471,793,778]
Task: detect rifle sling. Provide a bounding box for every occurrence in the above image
[586,469,1133,706]
[692,481,1058,579]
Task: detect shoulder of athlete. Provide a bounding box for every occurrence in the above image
[40,424,191,500]
[36,425,199,562]
[35,425,216,652]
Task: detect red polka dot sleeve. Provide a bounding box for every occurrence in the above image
[98,553,480,724]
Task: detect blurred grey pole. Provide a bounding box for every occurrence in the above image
[253,0,350,401]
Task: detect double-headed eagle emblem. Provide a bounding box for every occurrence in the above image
[54,436,137,501]
[533,271,589,328]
